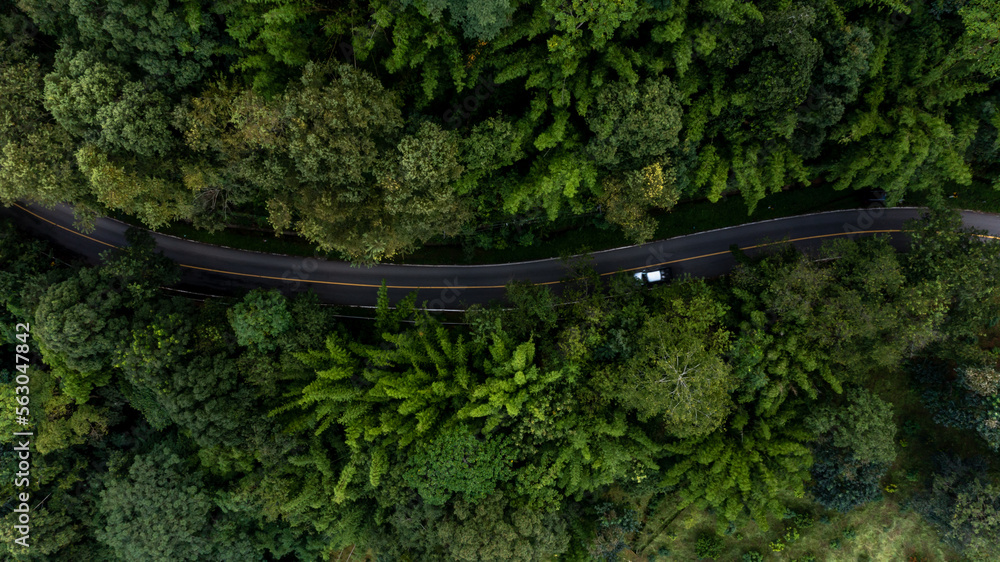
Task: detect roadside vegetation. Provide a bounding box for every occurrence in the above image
[103,178,996,266]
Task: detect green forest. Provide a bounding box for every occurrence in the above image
[2,208,1000,560]
[3,0,1000,560]
[1,0,999,261]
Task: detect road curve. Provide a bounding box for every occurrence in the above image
[3,202,999,309]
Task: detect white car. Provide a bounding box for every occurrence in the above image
[633,268,672,284]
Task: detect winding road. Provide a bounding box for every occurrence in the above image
[3,202,998,309]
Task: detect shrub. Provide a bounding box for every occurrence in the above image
[911,359,999,451]
[694,533,723,559]
[805,387,897,465]
[908,454,1000,560]
[793,511,814,529]
[587,502,642,561]
[810,445,886,512]
[784,526,800,543]
[741,551,764,562]
[227,289,291,352]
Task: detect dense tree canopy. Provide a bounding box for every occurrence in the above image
[97,440,258,561]
[2,0,1000,556]
[1,0,997,260]
[613,279,735,437]
[2,205,1000,558]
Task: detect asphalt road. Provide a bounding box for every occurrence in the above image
[4,202,998,309]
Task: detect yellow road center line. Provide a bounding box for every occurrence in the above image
[15,203,998,290]
[13,203,119,249]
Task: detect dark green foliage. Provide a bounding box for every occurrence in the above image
[912,358,981,430]
[729,235,927,415]
[809,444,885,512]
[909,454,1000,561]
[805,386,897,466]
[175,60,475,262]
[0,218,55,315]
[792,511,814,529]
[911,358,1000,451]
[431,492,571,561]
[599,159,681,242]
[100,228,182,302]
[0,452,117,561]
[0,32,86,208]
[43,48,176,157]
[96,441,260,561]
[212,0,330,96]
[26,228,179,402]
[662,403,814,532]
[694,531,724,559]
[587,502,641,561]
[742,551,765,562]
[28,0,222,92]
[614,278,735,437]
[31,266,129,386]
[6,0,1000,542]
[403,0,515,41]
[904,208,1000,341]
[5,0,1000,261]
[586,75,684,170]
[117,303,256,448]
